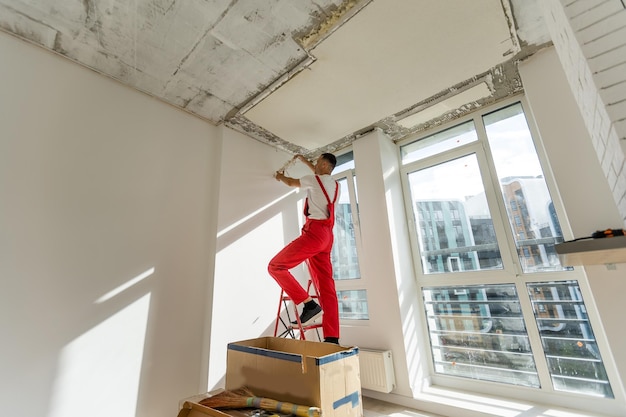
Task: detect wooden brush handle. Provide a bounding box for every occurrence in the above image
[249,397,322,417]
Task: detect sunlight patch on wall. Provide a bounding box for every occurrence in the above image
[48,294,151,417]
[95,267,155,304]
[214,213,288,332]
[209,212,297,389]
[217,190,297,238]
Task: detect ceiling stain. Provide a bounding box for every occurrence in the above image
[0,0,553,157]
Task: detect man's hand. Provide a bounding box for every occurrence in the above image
[295,154,315,172]
[274,171,301,188]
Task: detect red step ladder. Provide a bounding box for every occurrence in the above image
[273,279,322,341]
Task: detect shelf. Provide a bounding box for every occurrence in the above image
[555,236,626,266]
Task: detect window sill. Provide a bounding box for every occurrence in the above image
[362,385,619,417]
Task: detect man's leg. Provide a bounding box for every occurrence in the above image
[308,248,339,339]
[268,230,323,304]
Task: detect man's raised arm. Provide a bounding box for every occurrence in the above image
[294,154,315,172]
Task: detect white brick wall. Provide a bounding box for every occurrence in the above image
[541,0,626,223]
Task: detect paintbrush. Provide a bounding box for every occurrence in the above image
[199,387,321,417]
[274,155,299,177]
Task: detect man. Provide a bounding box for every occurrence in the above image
[268,153,340,344]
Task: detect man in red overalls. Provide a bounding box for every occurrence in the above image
[269,153,340,344]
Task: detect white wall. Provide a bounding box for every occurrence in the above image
[519,48,623,237]
[540,0,626,222]
[207,127,308,389]
[0,32,220,417]
[349,131,423,398]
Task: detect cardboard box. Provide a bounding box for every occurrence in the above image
[225,337,362,417]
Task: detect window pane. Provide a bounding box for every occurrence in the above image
[408,154,503,274]
[527,281,614,398]
[332,178,361,280]
[335,151,355,172]
[401,120,478,164]
[423,284,539,387]
[337,290,369,320]
[484,103,567,273]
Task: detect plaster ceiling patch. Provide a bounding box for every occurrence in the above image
[397,83,493,129]
[243,0,516,149]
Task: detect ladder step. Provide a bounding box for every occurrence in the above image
[274,279,322,341]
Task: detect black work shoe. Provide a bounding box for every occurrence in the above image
[292,302,323,326]
[324,337,339,344]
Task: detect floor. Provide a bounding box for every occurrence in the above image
[362,397,443,417]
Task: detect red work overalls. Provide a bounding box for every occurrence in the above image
[268,175,340,338]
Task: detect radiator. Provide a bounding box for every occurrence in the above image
[358,349,396,393]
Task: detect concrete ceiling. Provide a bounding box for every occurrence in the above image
[0,0,551,156]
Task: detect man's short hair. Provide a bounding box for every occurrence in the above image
[321,153,337,170]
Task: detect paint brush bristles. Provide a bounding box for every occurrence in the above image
[199,387,322,417]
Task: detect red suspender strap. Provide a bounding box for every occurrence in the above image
[315,175,337,205]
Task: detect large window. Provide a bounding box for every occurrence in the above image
[331,152,369,320]
[400,100,615,404]
[332,177,361,281]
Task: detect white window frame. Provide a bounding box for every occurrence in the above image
[397,95,624,413]
[332,154,370,325]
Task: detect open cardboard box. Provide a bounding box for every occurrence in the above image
[224,337,362,417]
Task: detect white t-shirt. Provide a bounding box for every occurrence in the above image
[300,174,339,220]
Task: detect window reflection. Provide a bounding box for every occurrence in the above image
[527,281,614,398]
[337,290,369,320]
[332,178,361,280]
[484,103,567,273]
[423,284,539,387]
[408,155,502,274]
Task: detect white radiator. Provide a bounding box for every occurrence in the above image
[358,349,396,393]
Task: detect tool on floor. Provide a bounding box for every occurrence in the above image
[199,387,321,417]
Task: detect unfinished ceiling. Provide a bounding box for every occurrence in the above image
[0,0,551,156]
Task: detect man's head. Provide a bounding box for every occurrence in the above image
[315,153,337,175]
